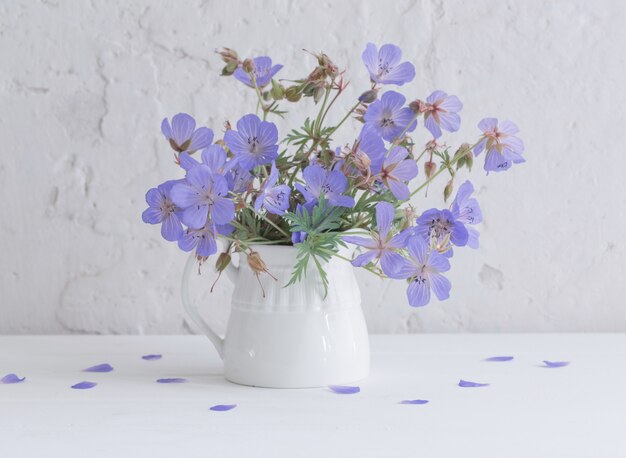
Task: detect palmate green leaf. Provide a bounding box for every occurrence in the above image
[285,117,315,146]
[283,198,348,297]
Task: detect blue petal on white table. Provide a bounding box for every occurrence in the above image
[399,399,429,405]
[142,354,162,361]
[458,379,490,387]
[1,373,25,384]
[328,385,360,394]
[484,356,514,362]
[83,363,114,372]
[542,360,570,368]
[156,378,187,383]
[210,404,237,411]
[71,381,97,389]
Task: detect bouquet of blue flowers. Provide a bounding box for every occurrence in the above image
[142,43,524,307]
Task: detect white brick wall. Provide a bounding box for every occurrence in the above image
[2,0,624,334]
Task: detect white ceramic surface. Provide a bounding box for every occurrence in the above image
[182,245,370,388]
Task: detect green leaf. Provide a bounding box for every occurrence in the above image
[283,200,347,297]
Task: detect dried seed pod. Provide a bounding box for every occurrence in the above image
[247,251,277,298]
[211,252,232,292]
[424,160,437,178]
[443,179,454,202]
[285,86,302,102]
[216,47,239,64]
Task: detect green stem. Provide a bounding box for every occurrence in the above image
[319,248,387,278]
[287,163,302,188]
[408,139,481,198]
[220,235,287,246]
[323,100,361,141]
[250,73,269,121]
[318,88,342,128]
[414,147,429,164]
[255,210,290,239]
[314,82,334,133]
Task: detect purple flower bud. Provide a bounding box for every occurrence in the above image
[358,89,378,104]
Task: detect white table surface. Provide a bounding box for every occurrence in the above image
[1,334,625,458]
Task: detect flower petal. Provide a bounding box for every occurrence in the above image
[236,114,260,140]
[1,373,25,384]
[161,214,183,241]
[499,120,519,135]
[424,114,442,138]
[233,67,252,86]
[181,205,209,230]
[71,381,97,389]
[210,197,235,225]
[142,207,162,224]
[142,354,162,361]
[391,159,418,182]
[258,120,279,148]
[439,112,461,132]
[407,235,428,264]
[145,188,163,208]
[343,235,376,248]
[210,404,237,411]
[178,152,200,171]
[351,250,379,267]
[188,127,214,151]
[361,42,379,77]
[378,43,402,67]
[478,117,498,133]
[380,90,406,110]
[429,273,451,301]
[439,94,463,112]
[428,250,451,273]
[224,129,248,156]
[484,149,512,173]
[386,178,410,201]
[156,378,187,383]
[329,385,360,394]
[503,135,525,155]
[400,399,429,405]
[325,170,348,195]
[201,145,227,171]
[83,363,113,373]
[170,113,196,146]
[375,201,394,238]
[485,356,514,362]
[383,61,416,86]
[466,226,480,249]
[458,379,489,387]
[170,185,198,211]
[407,277,431,307]
[380,251,410,279]
[542,360,570,368]
[302,164,326,194]
[161,118,172,140]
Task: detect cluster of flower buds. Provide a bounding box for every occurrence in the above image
[286,51,342,104]
[340,142,376,190]
[454,143,474,171]
[217,47,241,76]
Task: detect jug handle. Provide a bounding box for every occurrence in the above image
[181,252,239,359]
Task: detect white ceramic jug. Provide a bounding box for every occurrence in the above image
[181,244,370,388]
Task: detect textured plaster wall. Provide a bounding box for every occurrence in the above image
[1,0,625,334]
